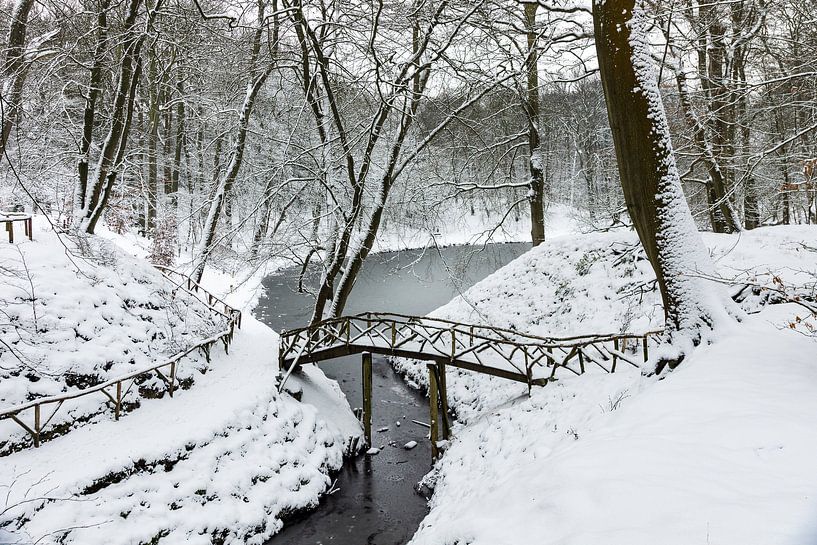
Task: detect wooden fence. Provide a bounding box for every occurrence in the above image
[0,268,241,451]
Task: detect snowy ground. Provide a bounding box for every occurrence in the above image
[0,218,226,450]
[393,225,817,545]
[0,217,362,544]
[0,315,361,544]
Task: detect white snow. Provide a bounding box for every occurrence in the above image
[0,218,225,446]
[410,313,817,545]
[0,218,362,544]
[396,225,817,545]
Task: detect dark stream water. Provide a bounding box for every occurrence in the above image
[255,243,528,545]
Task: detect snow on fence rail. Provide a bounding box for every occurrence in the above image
[279,312,663,387]
[0,267,242,451]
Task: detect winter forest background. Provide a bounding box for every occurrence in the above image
[3,1,817,543]
[2,0,815,288]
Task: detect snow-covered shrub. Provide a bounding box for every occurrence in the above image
[105,197,133,235]
[148,214,178,266]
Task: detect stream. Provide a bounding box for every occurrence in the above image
[255,242,528,545]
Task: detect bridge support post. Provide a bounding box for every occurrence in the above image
[438,362,450,440]
[428,364,439,461]
[362,352,372,447]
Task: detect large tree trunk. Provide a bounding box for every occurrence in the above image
[594,0,738,371]
[524,2,545,246]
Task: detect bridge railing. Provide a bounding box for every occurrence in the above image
[279,312,662,387]
[0,267,242,453]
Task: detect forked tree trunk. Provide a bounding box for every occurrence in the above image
[594,0,738,371]
[76,0,110,213]
[82,0,153,233]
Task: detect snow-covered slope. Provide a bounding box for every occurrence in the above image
[0,219,363,544]
[410,314,817,545]
[399,225,817,545]
[0,220,230,449]
[0,316,361,545]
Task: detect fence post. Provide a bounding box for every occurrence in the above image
[115,381,122,420]
[362,352,372,447]
[642,335,649,362]
[169,361,177,397]
[428,364,439,461]
[612,338,619,372]
[438,361,450,440]
[33,403,41,447]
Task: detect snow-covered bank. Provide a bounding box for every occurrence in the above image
[397,225,817,544]
[0,219,362,544]
[411,314,817,545]
[0,218,226,449]
[0,313,361,545]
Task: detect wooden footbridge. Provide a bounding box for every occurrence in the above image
[279,312,660,458]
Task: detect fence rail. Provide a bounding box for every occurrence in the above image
[280,312,662,387]
[0,267,241,451]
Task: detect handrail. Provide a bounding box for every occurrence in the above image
[0,267,242,452]
[154,265,242,328]
[279,313,663,388]
[283,311,662,347]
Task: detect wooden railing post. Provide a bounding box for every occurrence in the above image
[428,364,439,461]
[362,352,372,447]
[169,361,177,397]
[438,362,450,440]
[115,381,122,420]
[33,403,41,447]
[642,334,649,362]
[612,338,619,372]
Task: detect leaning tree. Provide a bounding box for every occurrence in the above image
[593,0,741,371]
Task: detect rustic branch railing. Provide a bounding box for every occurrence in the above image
[0,268,242,451]
[279,312,662,387]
